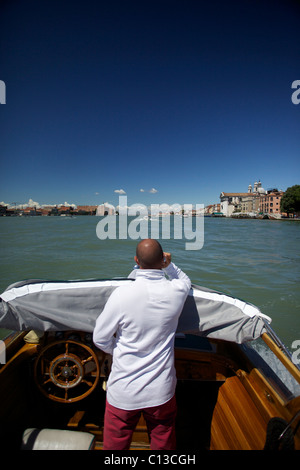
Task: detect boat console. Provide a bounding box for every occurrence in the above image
[0,329,299,450]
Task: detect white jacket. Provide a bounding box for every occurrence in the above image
[93,263,191,410]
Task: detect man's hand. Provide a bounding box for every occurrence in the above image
[162,252,171,269]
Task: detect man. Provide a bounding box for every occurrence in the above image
[93,239,191,450]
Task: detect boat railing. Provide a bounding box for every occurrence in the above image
[261,321,300,384]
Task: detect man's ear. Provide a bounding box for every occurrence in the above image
[134,255,140,265]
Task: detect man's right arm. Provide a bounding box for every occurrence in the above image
[163,260,191,292]
[93,290,120,355]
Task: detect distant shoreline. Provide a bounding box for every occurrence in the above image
[0,213,299,221]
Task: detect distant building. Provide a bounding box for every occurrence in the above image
[57,205,72,215]
[259,190,284,216]
[220,193,251,217]
[220,181,266,217]
[247,181,267,196]
[96,203,115,216]
[205,204,221,215]
[76,205,98,215]
[21,207,41,216]
[0,205,7,216]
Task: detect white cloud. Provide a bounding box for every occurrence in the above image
[57,201,77,208]
[102,201,115,209]
[114,189,126,194]
[139,188,158,194]
[10,198,42,209]
[27,198,41,208]
[1,199,78,209]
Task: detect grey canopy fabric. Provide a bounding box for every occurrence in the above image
[0,278,271,343]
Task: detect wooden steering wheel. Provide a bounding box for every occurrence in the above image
[34,339,100,403]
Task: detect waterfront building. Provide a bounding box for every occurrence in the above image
[96,203,115,216]
[76,205,98,215]
[220,181,266,217]
[205,204,221,215]
[0,205,8,216]
[259,189,284,216]
[21,206,41,216]
[220,193,252,217]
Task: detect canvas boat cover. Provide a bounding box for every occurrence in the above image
[0,278,271,344]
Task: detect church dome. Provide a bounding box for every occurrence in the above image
[257,187,266,194]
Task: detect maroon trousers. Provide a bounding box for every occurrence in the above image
[103,395,177,450]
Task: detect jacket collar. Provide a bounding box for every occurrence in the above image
[135,269,164,280]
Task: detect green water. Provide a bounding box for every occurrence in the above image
[0,216,299,350]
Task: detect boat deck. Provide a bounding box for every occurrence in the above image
[2,377,222,450]
[1,332,299,450]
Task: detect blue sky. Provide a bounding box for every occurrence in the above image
[0,0,299,208]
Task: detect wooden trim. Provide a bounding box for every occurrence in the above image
[210,375,267,450]
[237,368,289,421]
[261,333,300,384]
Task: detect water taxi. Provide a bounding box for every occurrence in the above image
[0,279,299,450]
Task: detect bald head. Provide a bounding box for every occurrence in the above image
[135,239,164,269]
